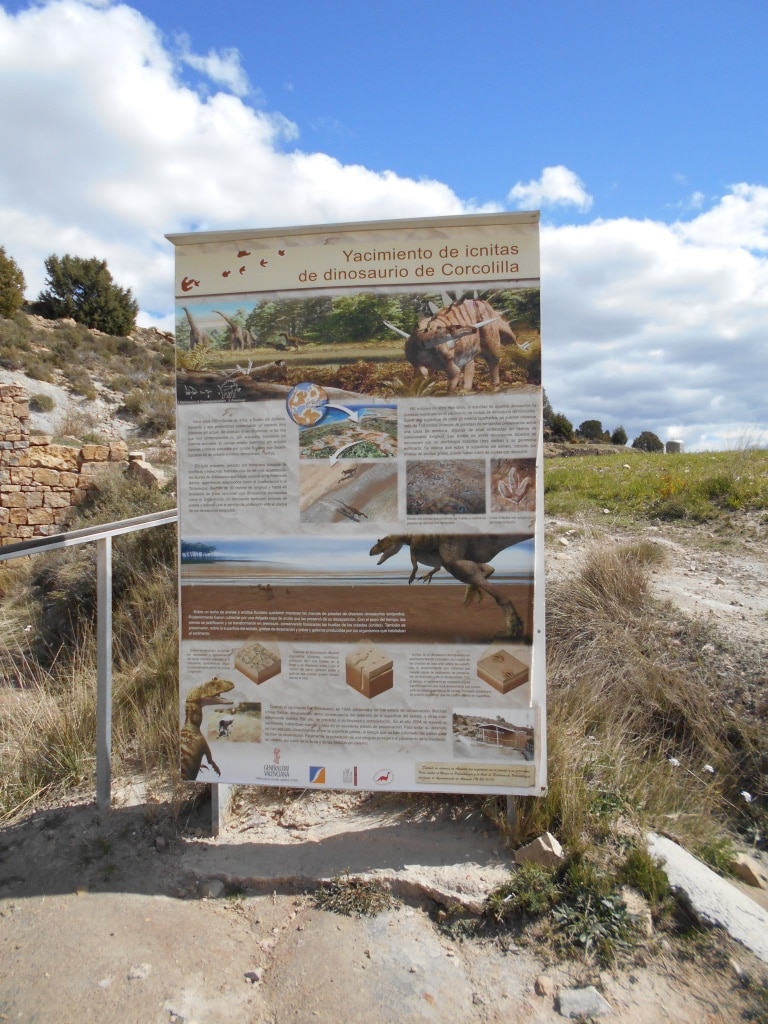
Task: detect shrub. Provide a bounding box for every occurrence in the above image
[138,391,176,437]
[62,365,97,400]
[24,361,54,383]
[0,246,25,318]
[29,393,55,413]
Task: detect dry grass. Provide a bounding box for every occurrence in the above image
[0,473,764,865]
[0,474,179,820]
[0,628,96,819]
[511,540,763,853]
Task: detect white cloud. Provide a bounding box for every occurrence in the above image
[542,197,768,450]
[0,2,765,451]
[0,0,470,314]
[176,34,251,98]
[508,166,593,213]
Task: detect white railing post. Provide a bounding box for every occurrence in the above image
[0,510,177,814]
[96,535,113,811]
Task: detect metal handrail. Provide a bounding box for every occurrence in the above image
[0,509,179,810]
[0,508,178,560]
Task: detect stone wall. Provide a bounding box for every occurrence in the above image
[0,383,129,545]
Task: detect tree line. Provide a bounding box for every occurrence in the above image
[176,287,541,350]
[0,247,138,336]
[544,391,665,452]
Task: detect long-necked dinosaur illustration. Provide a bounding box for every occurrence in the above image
[369,534,532,639]
[180,676,234,780]
[181,306,209,351]
[214,310,256,351]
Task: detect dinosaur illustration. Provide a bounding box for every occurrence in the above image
[369,533,532,639]
[336,500,368,522]
[181,306,209,351]
[278,331,306,350]
[370,535,444,585]
[214,310,256,351]
[384,297,517,391]
[180,676,235,780]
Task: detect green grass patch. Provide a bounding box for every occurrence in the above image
[544,449,768,524]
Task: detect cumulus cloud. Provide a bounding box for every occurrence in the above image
[508,166,593,213]
[0,1,765,451]
[0,0,470,314]
[542,198,768,449]
[177,37,251,98]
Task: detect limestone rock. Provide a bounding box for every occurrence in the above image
[514,831,564,869]
[729,853,768,889]
[556,985,612,1018]
[126,458,168,489]
[619,885,654,937]
[534,975,556,997]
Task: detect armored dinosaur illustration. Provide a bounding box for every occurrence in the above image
[180,676,235,780]
[369,534,532,639]
[384,297,517,391]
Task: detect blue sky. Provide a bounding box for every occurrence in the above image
[1,0,766,450]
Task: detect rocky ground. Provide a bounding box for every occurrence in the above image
[1,512,767,1023]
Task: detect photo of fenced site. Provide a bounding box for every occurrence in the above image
[452,710,535,762]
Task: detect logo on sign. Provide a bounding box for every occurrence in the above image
[309,766,326,784]
[373,769,394,785]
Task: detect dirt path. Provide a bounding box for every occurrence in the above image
[2,786,764,1024]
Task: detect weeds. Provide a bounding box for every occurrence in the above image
[551,888,635,963]
[486,862,559,921]
[313,872,397,917]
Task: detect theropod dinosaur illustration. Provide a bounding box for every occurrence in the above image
[214,310,256,351]
[181,306,210,351]
[180,676,234,780]
[278,331,306,350]
[384,297,517,391]
[369,534,532,639]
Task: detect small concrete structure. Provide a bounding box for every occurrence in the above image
[665,439,684,453]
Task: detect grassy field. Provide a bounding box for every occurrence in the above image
[545,446,768,526]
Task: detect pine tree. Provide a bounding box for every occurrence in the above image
[0,246,26,318]
[36,254,138,335]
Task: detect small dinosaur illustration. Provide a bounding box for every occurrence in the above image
[278,331,306,350]
[180,677,235,780]
[369,533,532,639]
[336,500,368,522]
